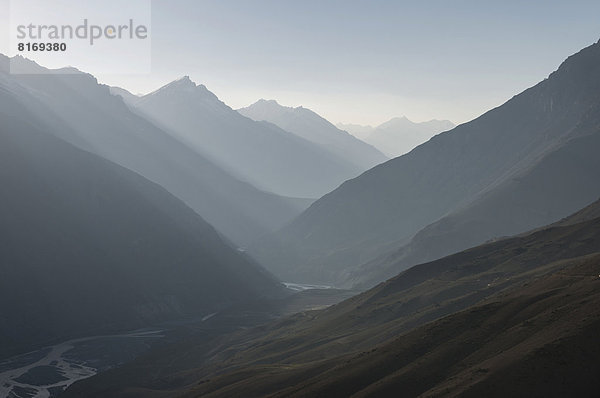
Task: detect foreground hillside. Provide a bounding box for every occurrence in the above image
[64,200,600,397]
[185,254,600,398]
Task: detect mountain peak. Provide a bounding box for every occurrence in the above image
[256,98,280,105]
[147,76,220,102]
[244,99,311,115]
[377,116,415,130]
[3,54,84,75]
[171,75,197,88]
[249,98,286,110]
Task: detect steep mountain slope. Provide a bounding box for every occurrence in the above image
[238,99,387,170]
[192,256,600,398]
[252,40,600,285]
[1,55,307,246]
[130,78,362,198]
[63,200,600,398]
[0,85,285,359]
[347,101,600,288]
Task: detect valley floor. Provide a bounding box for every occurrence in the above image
[62,208,600,398]
[1,286,355,398]
[0,329,164,398]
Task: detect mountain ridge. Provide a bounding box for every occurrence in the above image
[1,54,309,246]
[251,39,600,286]
[0,84,285,358]
[129,76,364,198]
[238,99,388,171]
[338,116,455,157]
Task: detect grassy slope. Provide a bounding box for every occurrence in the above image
[186,254,600,398]
[64,200,600,397]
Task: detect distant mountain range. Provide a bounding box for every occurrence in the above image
[63,198,600,398]
[335,122,374,140]
[0,75,285,358]
[118,77,367,199]
[338,116,455,157]
[252,40,600,286]
[238,99,387,171]
[1,55,311,247]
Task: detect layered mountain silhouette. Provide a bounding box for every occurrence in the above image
[63,199,600,398]
[252,40,600,286]
[1,55,307,246]
[336,122,374,140]
[123,78,363,198]
[338,117,455,157]
[238,99,387,170]
[0,84,285,358]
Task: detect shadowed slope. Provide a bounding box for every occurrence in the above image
[252,40,600,285]
[0,85,284,359]
[1,55,308,246]
[63,200,600,397]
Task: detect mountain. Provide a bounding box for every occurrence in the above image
[128,78,363,198]
[1,55,308,246]
[251,40,600,286]
[336,122,374,140]
[0,84,285,359]
[109,85,141,104]
[62,199,600,398]
[367,117,455,157]
[345,43,600,288]
[238,99,388,170]
[338,117,455,157]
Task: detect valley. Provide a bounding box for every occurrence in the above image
[1,6,598,397]
[0,330,163,398]
[62,200,600,397]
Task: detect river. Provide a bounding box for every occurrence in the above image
[0,329,164,398]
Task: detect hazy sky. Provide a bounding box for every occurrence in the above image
[1,0,600,125]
